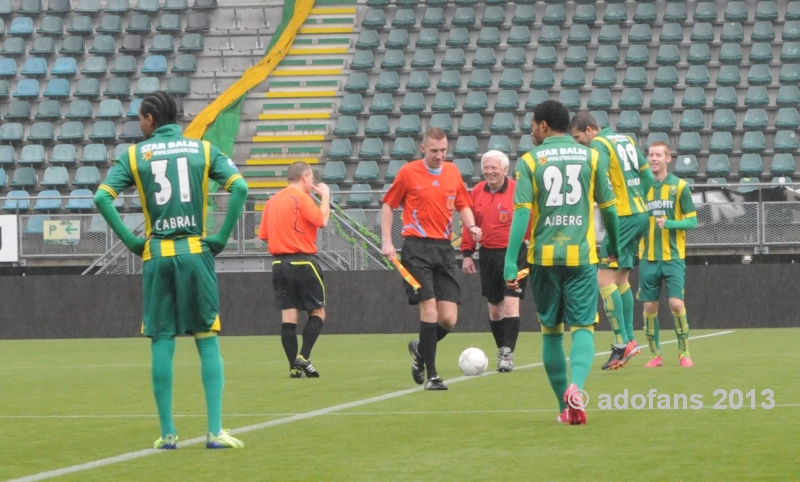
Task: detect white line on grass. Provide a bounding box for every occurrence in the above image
[7,330,734,482]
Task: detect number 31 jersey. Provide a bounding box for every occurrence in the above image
[514,135,616,266]
[590,127,650,217]
[98,124,242,254]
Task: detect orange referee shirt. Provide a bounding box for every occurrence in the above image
[259,186,323,255]
[382,160,472,241]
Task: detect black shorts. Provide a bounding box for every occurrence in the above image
[400,237,461,305]
[478,245,529,305]
[272,254,326,312]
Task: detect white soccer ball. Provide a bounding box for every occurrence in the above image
[459,347,489,376]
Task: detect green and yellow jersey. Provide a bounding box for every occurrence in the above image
[514,135,616,266]
[639,173,697,261]
[98,124,243,261]
[590,127,650,216]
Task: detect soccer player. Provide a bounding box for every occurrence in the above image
[505,100,620,425]
[638,142,697,368]
[258,161,330,378]
[569,113,654,370]
[461,150,528,372]
[382,127,482,391]
[94,91,247,449]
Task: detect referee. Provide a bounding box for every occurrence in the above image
[259,161,330,378]
[382,127,482,390]
[461,150,528,373]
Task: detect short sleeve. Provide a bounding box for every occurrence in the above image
[592,150,617,209]
[300,193,324,228]
[679,182,696,217]
[382,165,407,209]
[258,200,270,241]
[207,142,244,191]
[97,150,135,198]
[513,155,534,210]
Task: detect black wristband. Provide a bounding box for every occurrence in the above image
[462,250,474,258]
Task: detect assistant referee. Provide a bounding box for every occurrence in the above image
[259,161,330,378]
[461,150,528,373]
[382,127,482,391]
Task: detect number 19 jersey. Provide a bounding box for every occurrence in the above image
[515,135,616,266]
[590,127,649,217]
[98,124,243,260]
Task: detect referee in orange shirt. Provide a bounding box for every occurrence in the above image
[259,161,330,378]
[461,150,528,373]
[382,127,482,390]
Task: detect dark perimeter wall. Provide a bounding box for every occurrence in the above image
[2,264,797,339]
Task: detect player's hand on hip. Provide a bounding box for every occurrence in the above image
[468,225,483,241]
[203,234,226,255]
[462,256,477,274]
[656,217,667,229]
[382,240,396,260]
[129,237,147,257]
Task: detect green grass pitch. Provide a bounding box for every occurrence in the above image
[2,328,798,481]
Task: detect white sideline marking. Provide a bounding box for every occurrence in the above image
[7,330,734,482]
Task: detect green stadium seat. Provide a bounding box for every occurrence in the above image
[677,132,702,154]
[558,89,581,110]
[0,145,14,164]
[428,113,452,133]
[0,80,8,98]
[721,23,744,43]
[385,29,409,49]
[776,108,800,129]
[89,35,115,55]
[490,112,515,134]
[648,110,673,132]
[628,24,652,44]
[445,27,469,48]
[321,161,347,183]
[60,36,85,56]
[463,91,488,112]
[473,48,496,67]
[142,54,167,75]
[97,98,123,119]
[453,158,474,181]
[385,160,406,182]
[507,25,531,46]
[623,67,647,87]
[525,90,549,110]
[369,93,393,114]
[327,141,351,161]
[781,64,800,85]
[452,6,475,27]
[530,68,554,88]
[21,57,47,77]
[432,91,457,112]
[660,23,683,43]
[657,44,681,66]
[405,71,430,91]
[332,116,358,137]
[32,198,59,216]
[344,73,369,93]
[441,48,465,68]
[706,155,731,177]
[478,26,502,47]
[50,144,76,164]
[81,56,107,76]
[0,122,23,143]
[392,8,416,28]
[538,25,562,45]
[3,190,31,210]
[0,168,5,186]
[739,154,764,176]
[512,4,535,25]
[436,70,461,90]
[617,111,642,132]
[156,13,181,34]
[170,54,196,75]
[782,43,800,64]
[178,33,202,53]
[750,43,773,64]
[134,0,159,14]
[28,121,55,142]
[11,167,36,187]
[562,67,585,88]
[664,2,687,22]
[719,43,743,64]
[673,155,698,177]
[362,8,385,28]
[395,115,421,136]
[711,109,737,131]
[391,137,417,160]
[680,110,705,131]
[453,136,478,157]
[650,88,675,108]
[743,86,768,107]
[682,87,706,108]
[415,28,439,48]
[127,14,151,34]
[619,88,643,109]
[725,1,748,21]
[57,120,84,141]
[633,3,657,24]
[63,100,90,120]
[19,144,45,165]
[543,4,565,25]
[756,1,778,21]
[598,24,622,44]
[355,30,379,50]
[134,76,159,97]
[126,98,142,117]
[35,99,60,120]
[5,100,31,120]
[574,4,595,24]
[113,144,131,162]
[588,89,613,110]
[742,132,767,153]
[338,94,363,116]
[87,120,115,142]
[346,184,373,208]
[3,37,26,56]
[568,24,591,44]
[0,58,16,78]
[595,45,618,65]
[752,21,775,42]
[40,15,66,36]
[146,34,173,54]
[748,64,772,86]
[364,115,390,136]
[41,166,68,187]
[399,92,424,113]
[499,69,523,89]
[604,3,627,23]
[517,135,534,155]
[589,111,610,129]
[654,66,679,87]
[458,113,482,134]
[771,153,796,175]
[80,144,107,163]
[381,50,405,70]
[522,112,533,132]
[502,47,527,68]
[468,69,494,90]
[487,135,511,155]
[9,17,34,36]
[712,87,737,108]
[744,109,769,130]
[625,44,649,66]
[354,161,379,182]
[565,46,588,66]
[710,132,734,153]
[774,131,799,153]
[716,65,741,86]
[778,86,800,106]
[19,0,42,14]
[65,189,94,211]
[97,14,123,35]
[788,2,800,21]
[43,78,69,98]
[76,0,101,14]
[690,25,714,46]
[533,46,557,66]
[350,51,373,71]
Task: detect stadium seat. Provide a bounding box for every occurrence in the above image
[559,89,581,110]
[172,54,196,74]
[384,160,406,182]
[339,94,364,116]
[507,25,531,46]
[543,4,565,24]
[771,153,796,175]
[786,23,800,42]
[717,65,741,86]
[0,122,23,142]
[405,71,429,91]
[562,67,585,88]
[457,113,483,135]
[0,58,16,78]
[633,3,657,24]
[776,108,800,129]
[782,43,800,63]
[399,92,423,113]
[19,144,45,165]
[521,111,534,132]
[97,14,123,35]
[595,45,618,65]
[43,78,69,98]
[597,24,622,44]
[625,44,649,66]
[76,0,101,14]
[739,154,764,176]
[490,113,515,134]
[440,48,465,69]
[721,23,744,43]
[657,44,681,66]
[9,17,34,36]
[134,76,159,97]
[375,71,400,92]
[574,4,595,24]
[712,109,737,131]
[96,98,123,119]
[512,4,535,25]
[134,0,159,14]
[326,142,351,161]
[628,24,652,43]
[473,48,496,68]
[673,155,698,177]
[41,166,68,187]
[463,91,488,113]
[568,24,591,44]
[533,46,557,66]
[780,64,800,85]
[39,15,64,36]
[517,135,534,155]
[0,80,8,98]
[81,56,107,76]
[10,167,36,187]
[681,87,706,108]
[756,1,778,21]
[88,120,116,142]
[49,144,75,164]
[778,86,800,106]
[368,93,393,114]
[364,115,390,137]
[57,120,84,141]
[391,137,416,159]
[660,23,683,43]
[64,189,94,211]
[34,99,60,120]
[355,30,379,50]
[712,87,737,108]
[623,67,647,87]
[452,6,475,27]
[774,131,799,154]
[724,1,748,22]
[3,189,32,210]
[156,13,182,33]
[62,100,89,120]
[750,43,774,64]
[752,21,775,42]
[346,185,373,208]
[654,66,679,87]
[21,57,47,77]
[538,25,561,45]
[80,144,107,163]
[428,113,452,133]
[686,44,711,66]
[0,145,14,164]
[706,155,731,177]
[127,13,151,34]
[744,86,768,107]
[395,115,421,136]
[487,135,511,155]
[677,132,702,154]
[565,46,588,66]
[361,8,385,28]
[648,110,673,132]
[588,89,613,110]
[619,88,643,109]
[359,138,383,159]
[710,132,734,153]
[453,136,478,157]
[744,109,768,130]
[453,158,474,181]
[113,144,131,161]
[120,121,144,142]
[604,3,627,23]
[151,34,175,54]
[185,12,209,33]
[617,111,642,132]
[350,50,373,71]
[14,79,40,98]
[344,73,369,93]
[354,161,380,183]
[332,116,358,137]
[142,55,167,74]
[75,77,101,98]
[432,91,457,112]
[530,68,554,89]
[650,88,675,108]
[411,28,437,48]
[392,8,416,28]
[5,100,31,120]
[502,47,527,68]
[444,27,469,48]
[719,43,743,64]
[477,27,501,47]
[437,70,461,90]
[3,37,26,56]
[383,30,409,50]
[499,69,523,89]
[89,35,115,55]
[748,65,772,86]
[60,36,85,56]
[525,90,549,110]
[742,132,767,153]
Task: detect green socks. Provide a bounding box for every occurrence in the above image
[196,335,224,435]
[570,328,595,390]
[151,338,176,438]
[542,333,568,412]
[644,312,661,356]
[673,310,690,354]
[600,283,627,344]
[619,283,635,343]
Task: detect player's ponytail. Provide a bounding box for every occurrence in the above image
[140,91,179,128]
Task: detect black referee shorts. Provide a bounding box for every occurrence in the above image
[478,245,529,305]
[272,254,325,312]
[399,237,461,305]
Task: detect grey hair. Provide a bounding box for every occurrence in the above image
[480,150,510,171]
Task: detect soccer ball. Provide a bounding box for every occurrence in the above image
[459,348,489,376]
